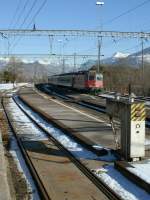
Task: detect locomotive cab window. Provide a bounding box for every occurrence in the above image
[89,75,95,80]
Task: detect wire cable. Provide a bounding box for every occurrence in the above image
[104,0,150,26]
[8,0,22,29]
[10,0,48,51]
[26,0,47,28]
[18,0,38,29]
[12,0,30,29]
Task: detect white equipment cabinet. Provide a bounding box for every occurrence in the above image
[106,97,145,161]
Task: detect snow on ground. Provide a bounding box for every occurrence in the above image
[7,101,48,142]
[127,160,150,184]
[13,96,150,200]
[14,96,117,162]
[6,98,50,200]
[9,135,40,200]
[94,165,150,200]
[0,83,33,97]
[145,101,150,106]
[0,83,32,91]
[99,93,115,99]
[0,83,14,90]
[145,139,150,145]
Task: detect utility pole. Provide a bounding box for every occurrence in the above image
[74,53,76,72]
[48,35,54,55]
[97,36,102,73]
[62,58,65,73]
[7,38,10,58]
[34,63,37,84]
[141,37,144,95]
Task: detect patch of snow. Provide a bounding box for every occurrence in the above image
[128,160,150,184]
[145,139,150,146]
[113,52,129,59]
[9,135,40,200]
[7,101,48,141]
[99,93,115,99]
[22,59,35,64]
[0,84,14,90]
[0,57,9,62]
[94,165,150,200]
[145,101,150,106]
[38,59,50,65]
[11,97,150,200]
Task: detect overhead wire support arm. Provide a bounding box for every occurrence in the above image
[0,32,8,39]
[0,53,99,58]
[1,29,150,39]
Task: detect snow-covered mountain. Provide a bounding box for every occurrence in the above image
[0,57,10,69]
[96,47,150,67]
[1,46,150,73]
[114,52,130,58]
[0,57,54,66]
[126,47,150,65]
[0,57,76,78]
[102,52,130,65]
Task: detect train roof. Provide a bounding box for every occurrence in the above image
[48,70,101,77]
[50,70,89,77]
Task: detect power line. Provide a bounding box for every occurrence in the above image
[8,0,22,29]
[121,38,150,53]
[10,0,47,50]
[104,0,150,26]
[12,0,47,51]
[18,0,38,29]
[12,0,30,29]
[122,44,141,53]
[26,0,47,28]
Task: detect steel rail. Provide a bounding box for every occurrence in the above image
[12,95,123,200]
[1,97,51,200]
[37,84,106,112]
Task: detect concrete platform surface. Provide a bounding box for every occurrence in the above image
[19,87,115,150]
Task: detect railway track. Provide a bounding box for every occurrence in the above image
[12,85,150,199]
[36,84,150,154]
[37,84,150,128]
[2,96,124,200]
[36,84,106,112]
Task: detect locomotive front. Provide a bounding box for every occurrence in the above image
[86,70,103,91]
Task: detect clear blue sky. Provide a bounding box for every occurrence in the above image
[0,0,150,64]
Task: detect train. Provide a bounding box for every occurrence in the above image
[48,70,103,92]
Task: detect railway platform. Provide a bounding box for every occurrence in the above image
[18,87,116,154]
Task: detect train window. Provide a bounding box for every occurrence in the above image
[89,75,95,80]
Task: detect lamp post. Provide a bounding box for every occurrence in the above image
[96,1,104,31]
[141,36,145,95]
[97,36,103,73]
[74,53,77,72]
[96,1,104,73]
[96,1,104,6]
